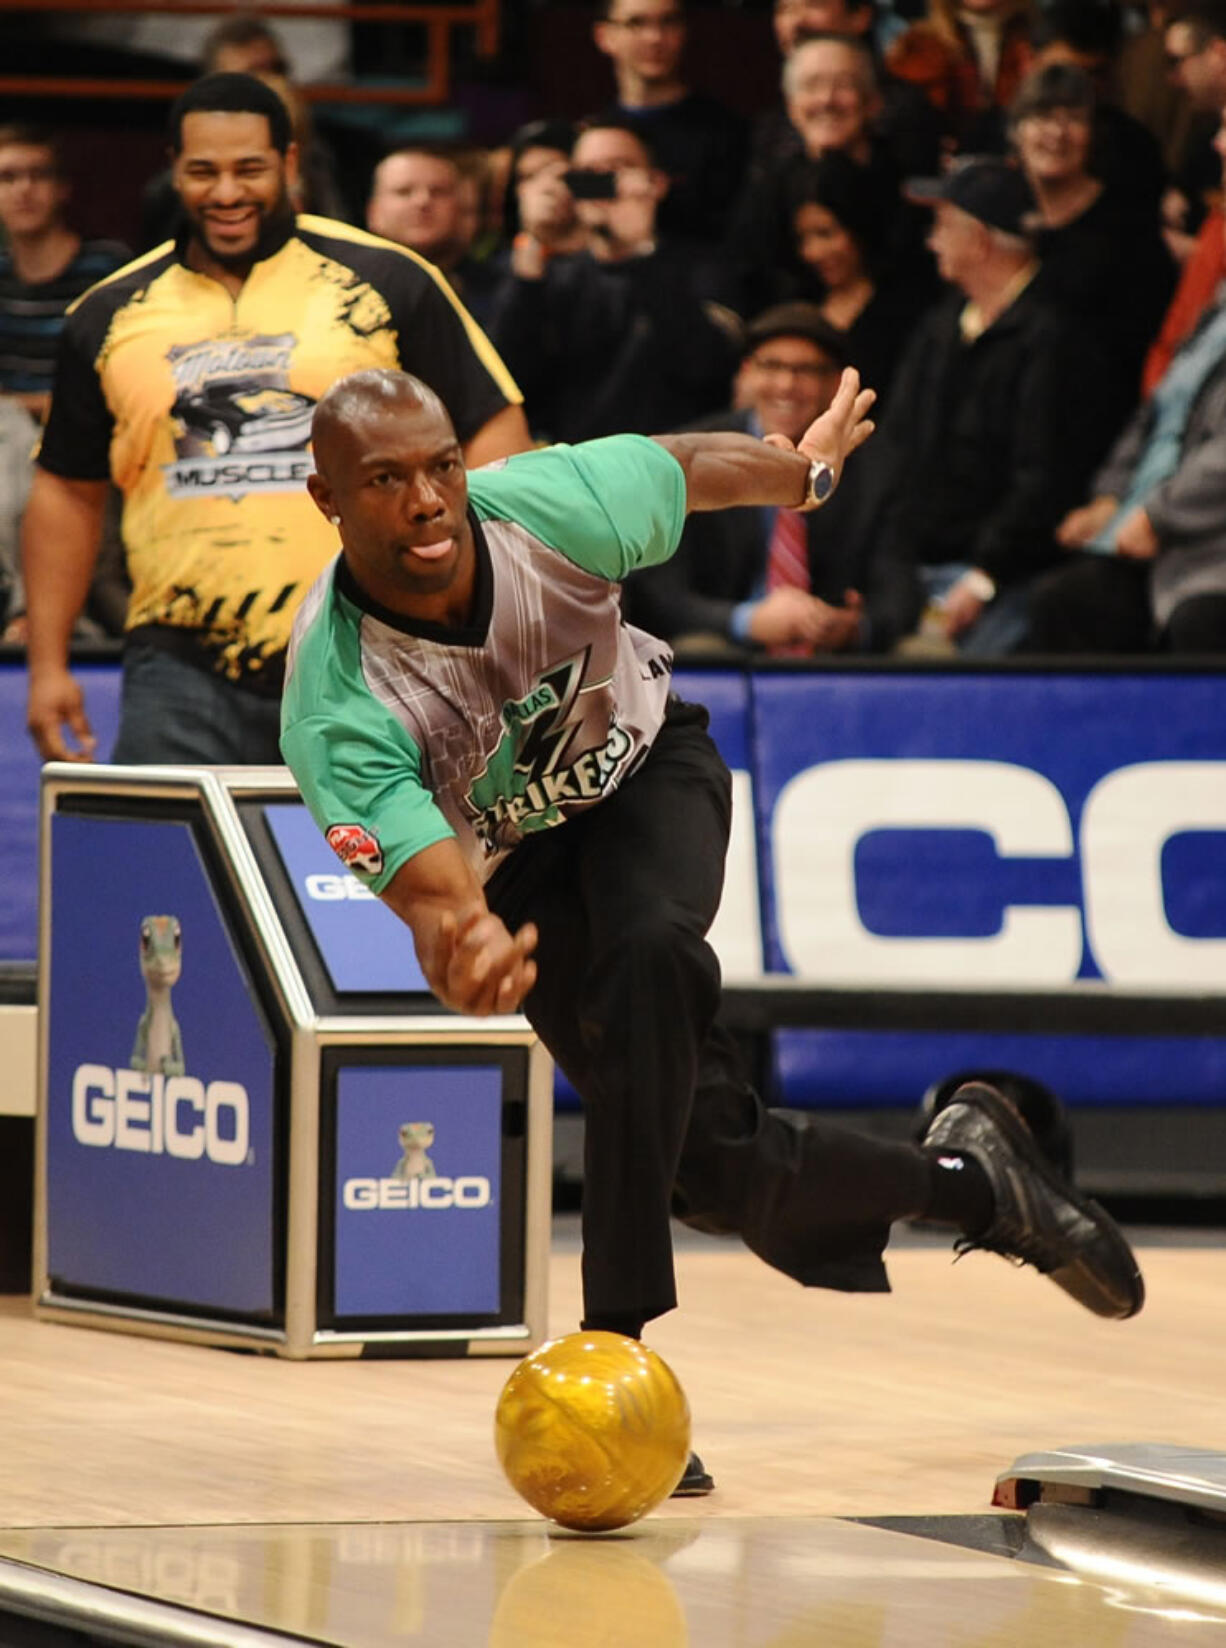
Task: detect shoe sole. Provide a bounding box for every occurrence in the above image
[670,1473,715,1497]
[936,1086,1145,1321]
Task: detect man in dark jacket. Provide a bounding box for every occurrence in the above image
[590,0,747,249]
[860,157,1102,654]
[486,121,737,444]
[625,301,919,651]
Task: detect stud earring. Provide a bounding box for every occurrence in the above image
[330,514,341,525]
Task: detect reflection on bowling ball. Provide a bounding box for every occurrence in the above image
[489,1540,688,1648]
[494,1331,691,1532]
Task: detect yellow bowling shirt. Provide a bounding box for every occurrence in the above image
[38,215,521,691]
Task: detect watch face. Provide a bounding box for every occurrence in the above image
[809,461,835,504]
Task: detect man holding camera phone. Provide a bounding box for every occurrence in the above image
[487,121,737,443]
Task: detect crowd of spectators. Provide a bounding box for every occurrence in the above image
[6,0,1226,666]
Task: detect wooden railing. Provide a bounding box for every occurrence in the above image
[0,0,499,105]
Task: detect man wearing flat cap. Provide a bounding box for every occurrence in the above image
[858,157,1103,654]
[625,300,920,653]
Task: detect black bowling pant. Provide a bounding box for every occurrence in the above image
[485,699,933,1326]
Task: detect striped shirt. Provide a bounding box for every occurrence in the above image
[0,239,128,394]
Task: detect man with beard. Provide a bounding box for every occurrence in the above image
[21,74,529,766]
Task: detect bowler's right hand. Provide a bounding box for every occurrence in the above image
[27,665,97,762]
[435,908,538,1016]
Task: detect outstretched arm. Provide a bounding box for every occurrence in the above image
[22,468,108,760]
[378,838,538,1016]
[655,367,876,514]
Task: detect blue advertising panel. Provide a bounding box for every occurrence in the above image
[0,661,122,961]
[775,1030,1226,1108]
[46,814,277,1312]
[751,672,1226,1107]
[264,803,431,995]
[333,1064,503,1318]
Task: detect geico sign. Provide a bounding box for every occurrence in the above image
[71,1065,250,1165]
[772,758,1226,989]
[343,1176,492,1210]
[305,873,375,901]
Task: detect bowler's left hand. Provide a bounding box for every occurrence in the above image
[766,367,876,490]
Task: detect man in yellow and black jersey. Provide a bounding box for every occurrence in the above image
[21,72,530,765]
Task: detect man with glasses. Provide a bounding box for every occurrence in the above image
[591,0,746,248]
[1144,0,1226,380]
[1165,0,1226,112]
[625,301,918,653]
[1163,0,1226,245]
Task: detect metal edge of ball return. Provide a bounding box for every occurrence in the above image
[975,1442,1226,1601]
[31,761,555,1361]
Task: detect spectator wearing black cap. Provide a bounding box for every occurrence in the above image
[624,301,920,653]
[1011,61,1175,457]
[857,157,1101,654]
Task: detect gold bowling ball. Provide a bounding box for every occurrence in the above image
[495,1331,691,1532]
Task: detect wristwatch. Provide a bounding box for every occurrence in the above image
[800,458,836,511]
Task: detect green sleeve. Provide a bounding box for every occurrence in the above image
[280,710,455,897]
[467,434,687,581]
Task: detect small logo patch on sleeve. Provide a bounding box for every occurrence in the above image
[326,823,385,877]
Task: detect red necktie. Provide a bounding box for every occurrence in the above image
[766,507,810,593]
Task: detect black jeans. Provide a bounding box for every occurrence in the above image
[486,700,933,1327]
[112,641,284,764]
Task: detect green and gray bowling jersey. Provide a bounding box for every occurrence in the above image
[281,435,686,892]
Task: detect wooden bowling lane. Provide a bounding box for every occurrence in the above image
[1,1512,1225,1646]
[4,1237,1226,1527]
[1,1232,1225,1642]
[0,1513,1220,1647]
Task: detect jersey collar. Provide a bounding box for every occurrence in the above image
[333,508,494,647]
